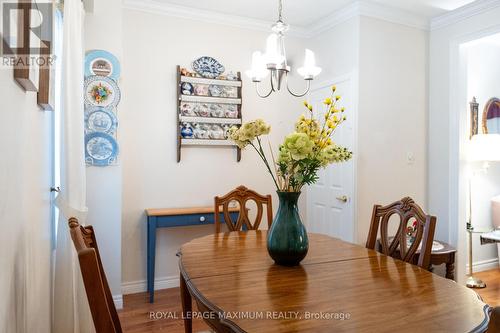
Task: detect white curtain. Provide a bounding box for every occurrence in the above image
[52,1,93,332]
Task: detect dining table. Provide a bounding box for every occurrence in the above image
[178,230,490,333]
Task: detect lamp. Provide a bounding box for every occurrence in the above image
[466,134,500,288]
[246,0,321,98]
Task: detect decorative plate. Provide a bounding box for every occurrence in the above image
[209,84,223,97]
[194,103,210,117]
[84,75,121,108]
[210,104,224,118]
[194,84,209,96]
[181,82,194,95]
[192,56,225,79]
[180,103,196,116]
[85,50,121,80]
[85,132,119,166]
[84,106,118,135]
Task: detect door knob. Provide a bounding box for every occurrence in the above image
[336,195,348,203]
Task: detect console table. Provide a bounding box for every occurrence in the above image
[146,206,240,303]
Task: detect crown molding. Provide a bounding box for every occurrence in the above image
[356,1,429,30]
[122,0,310,38]
[306,2,360,37]
[123,0,430,39]
[431,0,500,31]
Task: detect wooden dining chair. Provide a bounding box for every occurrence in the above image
[489,307,500,332]
[68,217,123,333]
[214,185,273,232]
[365,197,437,269]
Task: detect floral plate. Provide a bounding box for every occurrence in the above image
[192,56,225,79]
[84,75,121,108]
[85,132,119,166]
[84,106,118,135]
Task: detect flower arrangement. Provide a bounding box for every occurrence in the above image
[229,86,352,192]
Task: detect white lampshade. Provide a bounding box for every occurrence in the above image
[297,49,322,79]
[264,34,285,67]
[245,51,269,82]
[468,134,500,162]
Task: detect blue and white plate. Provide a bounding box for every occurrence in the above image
[85,50,121,80]
[84,75,121,108]
[192,56,225,79]
[84,106,118,135]
[85,132,119,166]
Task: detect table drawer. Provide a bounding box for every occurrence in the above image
[154,212,239,228]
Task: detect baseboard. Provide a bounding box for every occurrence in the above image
[113,294,123,310]
[466,258,499,273]
[122,275,179,295]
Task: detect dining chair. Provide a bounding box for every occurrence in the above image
[365,197,437,269]
[489,307,500,332]
[214,185,273,232]
[68,217,123,333]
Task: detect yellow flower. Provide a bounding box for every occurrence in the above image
[324,98,332,105]
[332,85,337,92]
[341,107,345,113]
[308,105,313,111]
[343,116,347,121]
[333,116,339,123]
[335,95,341,101]
[303,101,308,107]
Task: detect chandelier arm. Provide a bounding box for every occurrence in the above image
[255,81,273,99]
[286,77,311,98]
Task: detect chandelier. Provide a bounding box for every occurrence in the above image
[245,0,321,98]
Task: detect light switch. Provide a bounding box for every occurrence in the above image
[407,152,415,165]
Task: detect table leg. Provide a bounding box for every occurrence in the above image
[147,217,157,303]
[180,272,192,333]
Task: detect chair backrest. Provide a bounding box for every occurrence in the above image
[365,197,436,269]
[214,185,273,232]
[68,217,122,333]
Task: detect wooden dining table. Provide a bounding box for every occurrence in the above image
[178,230,490,333]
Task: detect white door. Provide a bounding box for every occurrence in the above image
[306,77,355,242]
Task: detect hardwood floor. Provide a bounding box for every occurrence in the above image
[476,269,500,307]
[119,288,211,333]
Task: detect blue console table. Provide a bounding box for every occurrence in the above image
[146,206,239,303]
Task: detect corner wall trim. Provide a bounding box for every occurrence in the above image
[122,275,180,295]
[113,294,123,310]
[431,0,500,31]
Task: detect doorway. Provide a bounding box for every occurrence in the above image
[306,75,356,242]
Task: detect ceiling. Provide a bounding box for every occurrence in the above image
[147,0,477,27]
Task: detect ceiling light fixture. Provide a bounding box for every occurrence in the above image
[245,0,321,98]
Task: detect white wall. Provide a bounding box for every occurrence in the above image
[356,17,428,243]
[429,6,500,282]
[84,0,123,304]
[465,39,500,266]
[0,61,52,331]
[120,9,307,288]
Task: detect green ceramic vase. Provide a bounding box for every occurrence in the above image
[267,191,309,266]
